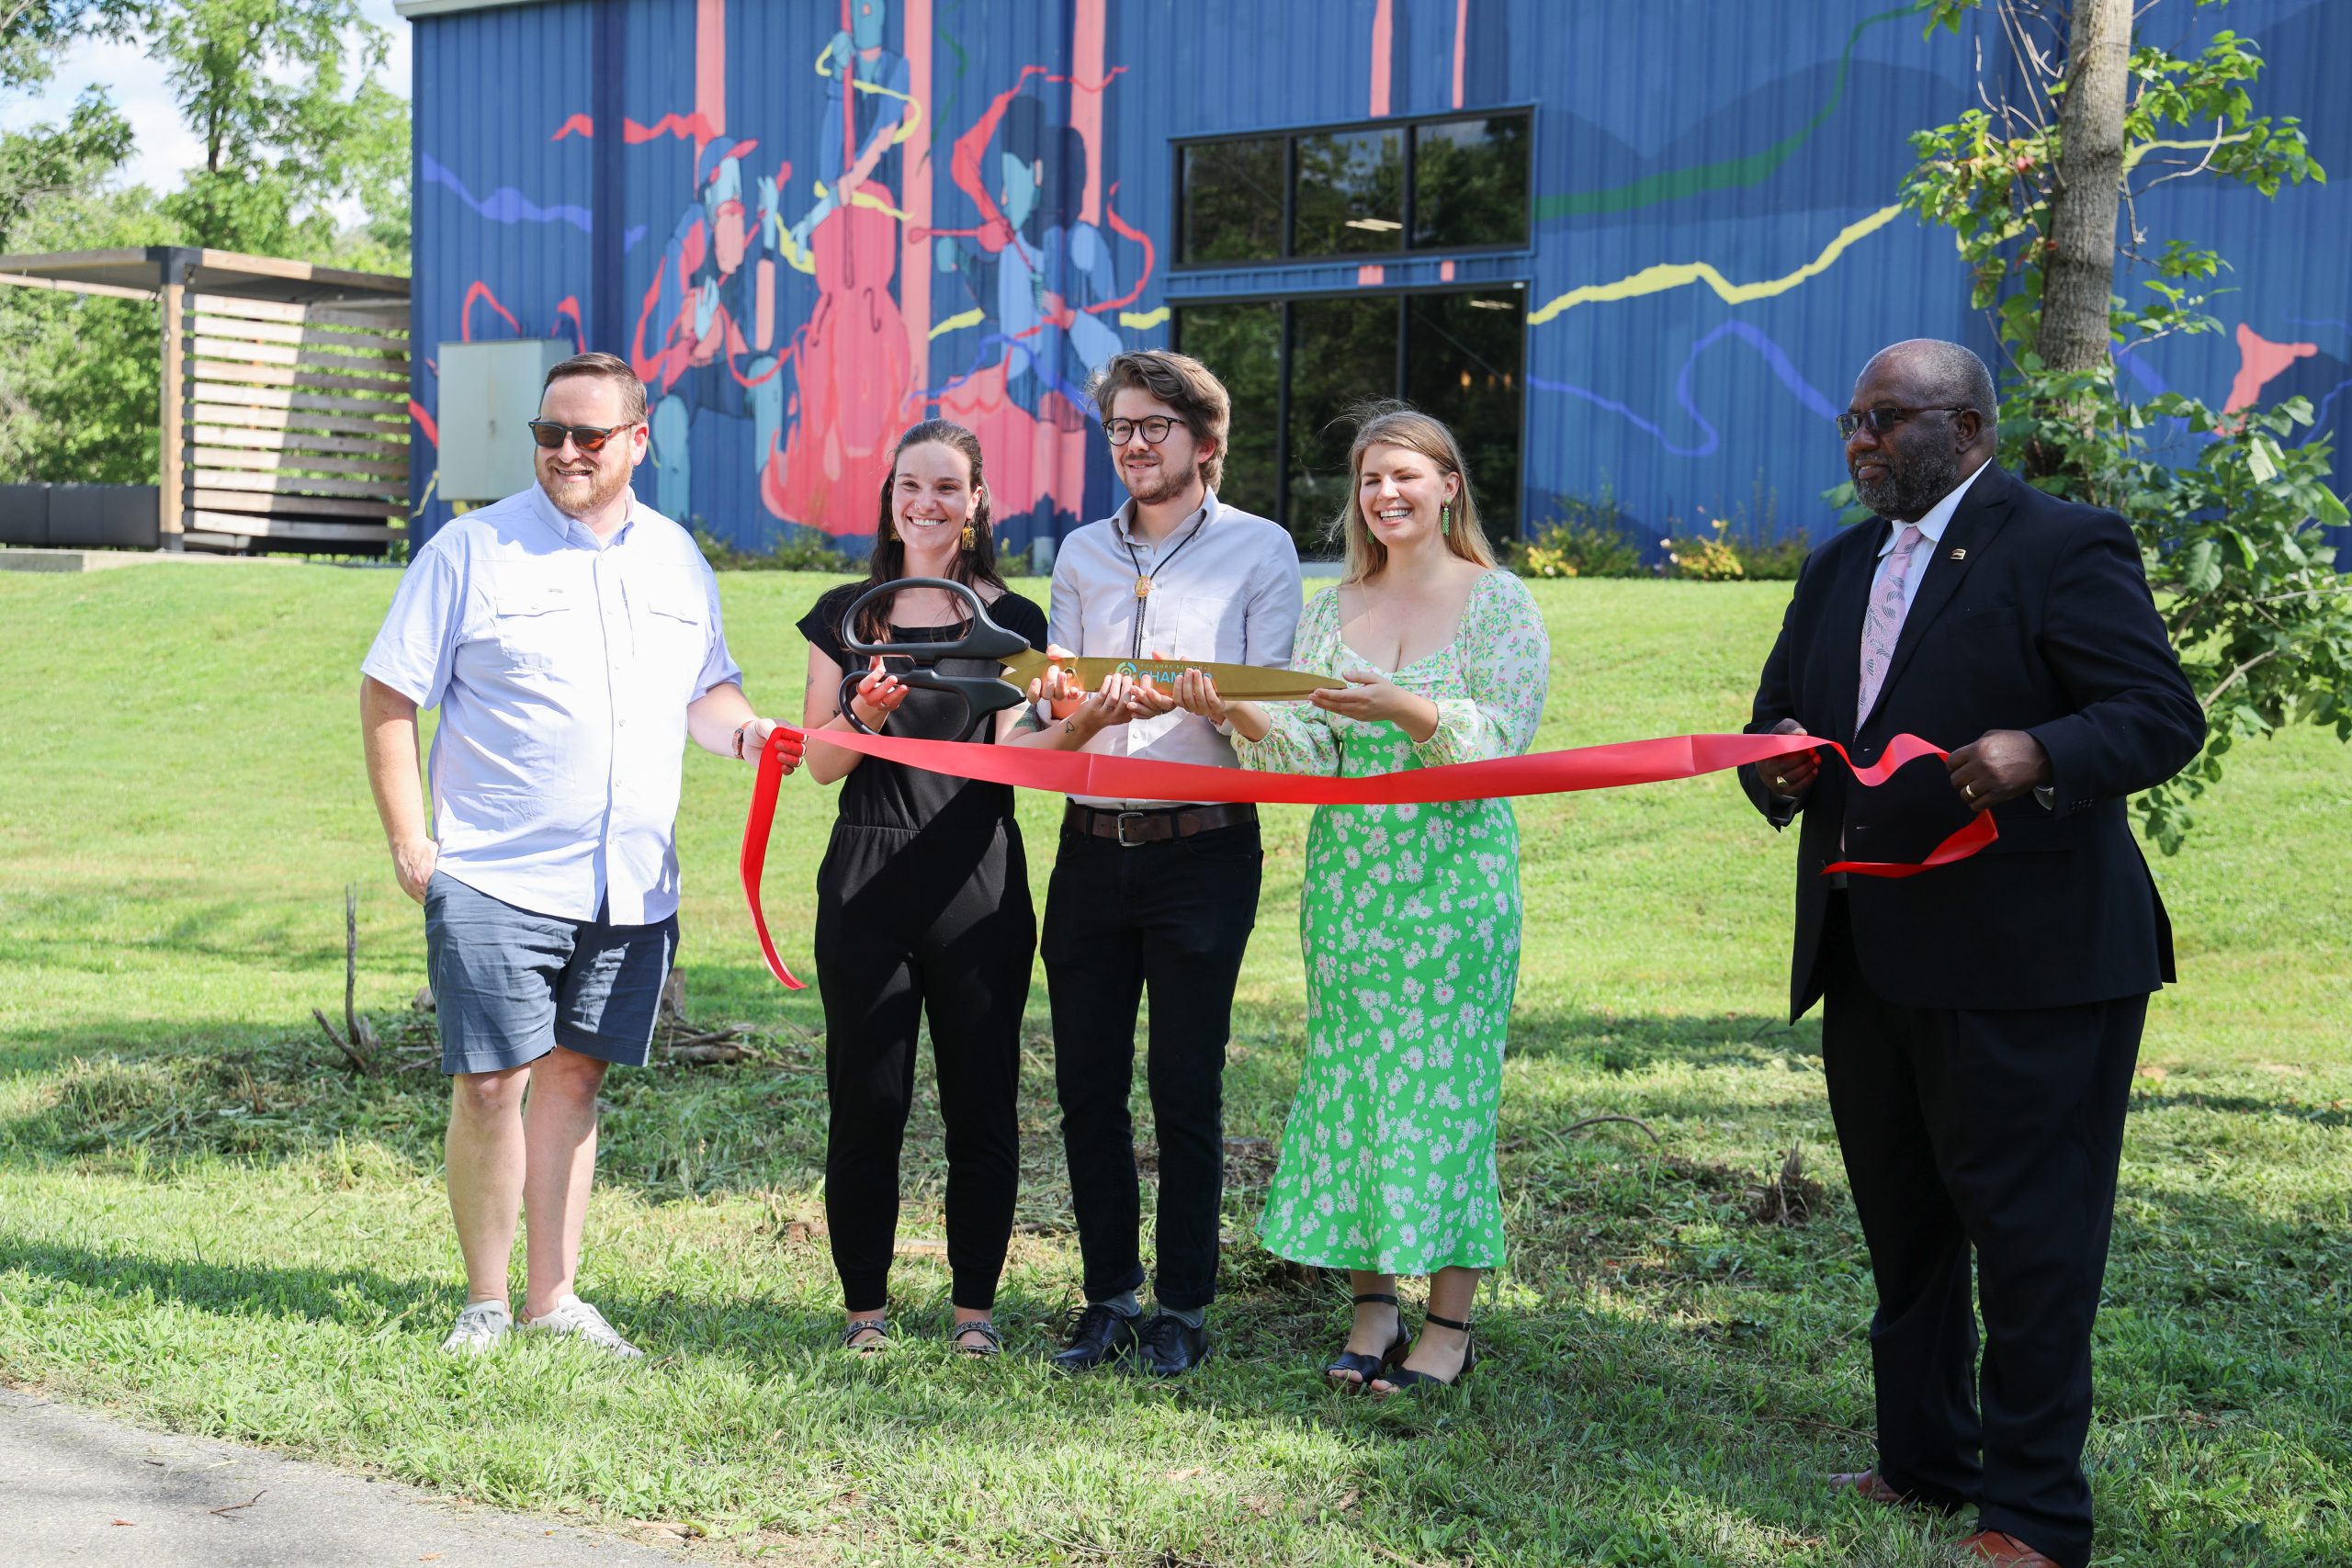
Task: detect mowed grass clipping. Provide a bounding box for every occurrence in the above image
[0,563,2345,1567]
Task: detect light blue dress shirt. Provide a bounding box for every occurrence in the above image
[361,485,742,925]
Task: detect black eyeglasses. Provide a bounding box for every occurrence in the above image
[1837,406,1971,441]
[1102,415,1181,446]
[527,419,640,452]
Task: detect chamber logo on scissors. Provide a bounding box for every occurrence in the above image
[1116,660,1141,680]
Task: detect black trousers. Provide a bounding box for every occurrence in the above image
[1819,894,2143,1568]
[813,821,1035,1312]
[1041,819,1262,1312]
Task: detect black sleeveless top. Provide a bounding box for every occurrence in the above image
[797,581,1048,834]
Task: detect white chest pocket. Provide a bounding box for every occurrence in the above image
[631,578,709,686]
[491,577,585,672]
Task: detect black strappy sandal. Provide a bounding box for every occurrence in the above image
[1324,1292,1411,1388]
[950,1319,1002,1358]
[1374,1312,1477,1394]
[840,1316,892,1353]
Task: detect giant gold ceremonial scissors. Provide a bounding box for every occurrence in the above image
[837,579,1340,735]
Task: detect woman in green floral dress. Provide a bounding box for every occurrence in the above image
[1173,404,1549,1393]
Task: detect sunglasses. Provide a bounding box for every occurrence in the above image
[527,419,640,452]
[1836,406,1970,441]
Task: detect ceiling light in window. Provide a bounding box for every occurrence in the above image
[1466,298,1514,310]
[1343,218,1404,232]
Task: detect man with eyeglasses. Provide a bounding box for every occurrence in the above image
[360,352,802,1359]
[1737,340,2203,1568]
[1033,349,1303,1376]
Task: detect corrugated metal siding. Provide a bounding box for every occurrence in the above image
[411,0,2352,553]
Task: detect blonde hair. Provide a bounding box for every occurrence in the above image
[1086,349,1231,491]
[1333,402,1497,582]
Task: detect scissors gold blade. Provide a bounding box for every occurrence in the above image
[1000,649,1344,702]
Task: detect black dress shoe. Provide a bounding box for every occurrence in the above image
[1049,1303,1139,1372]
[1136,1313,1210,1377]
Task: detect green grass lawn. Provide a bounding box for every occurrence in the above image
[0,563,2345,1567]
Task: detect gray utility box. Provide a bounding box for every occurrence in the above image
[435,339,575,502]
[1,484,158,548]
[0,485,49,546]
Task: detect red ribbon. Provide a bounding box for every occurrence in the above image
[739,727,1994,992]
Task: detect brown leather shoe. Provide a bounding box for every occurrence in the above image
[1827,1469,1905,1506]
[1956,1530,2061,1567]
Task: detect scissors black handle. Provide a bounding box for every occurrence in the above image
[836,577,1035,737]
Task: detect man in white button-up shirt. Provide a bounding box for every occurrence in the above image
[1037,350,1303,1377]
[360,354,800,1359]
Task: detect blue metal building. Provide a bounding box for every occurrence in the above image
[399,0,2352,557]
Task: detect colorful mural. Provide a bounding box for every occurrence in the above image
[408,0,2350,555]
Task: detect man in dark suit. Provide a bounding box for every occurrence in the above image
[1740,340,2205,1568]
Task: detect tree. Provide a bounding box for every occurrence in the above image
[0,86,130,251]
[147,0,406,264]
[1896,0,2346,853]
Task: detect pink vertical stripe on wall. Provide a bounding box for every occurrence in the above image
[1453,0,1468,107]
[899,0,933,408]
[1073,0,1106,226]
[1369,0,1393,117]
[695,0,726,157]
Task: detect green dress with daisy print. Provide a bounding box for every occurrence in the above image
[1234,570,1551,1273]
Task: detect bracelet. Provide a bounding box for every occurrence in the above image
[731,721,752,760]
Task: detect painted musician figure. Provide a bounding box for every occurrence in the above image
[1033,349,1304,1376]
[360,354,801,1360]
[1739,341,2204,1568]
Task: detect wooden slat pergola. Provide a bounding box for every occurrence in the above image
[0,247,411,552]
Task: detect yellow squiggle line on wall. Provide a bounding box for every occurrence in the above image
[1527,203,1905,326]
[1119,306,1170,331]
[929,309,985,340]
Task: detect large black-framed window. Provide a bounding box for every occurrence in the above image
[1177,109,1531,268]
[1172,285,1526,555]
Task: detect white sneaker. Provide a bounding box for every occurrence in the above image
[523,1294,643,1359]
[439,1300,512,1354]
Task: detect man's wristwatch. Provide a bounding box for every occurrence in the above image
[732,721,753,759]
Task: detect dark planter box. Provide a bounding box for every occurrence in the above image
[0,484,49,547]
[47,484,160,550]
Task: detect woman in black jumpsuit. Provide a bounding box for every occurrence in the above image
[797,421,1137,1354]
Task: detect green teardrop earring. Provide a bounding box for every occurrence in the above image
[1441,502,1453,537]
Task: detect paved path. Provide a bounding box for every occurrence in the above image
[0,1389,693,1567]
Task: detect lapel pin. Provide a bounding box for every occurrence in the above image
[1949,547,1967,560]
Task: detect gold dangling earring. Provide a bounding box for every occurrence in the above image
[1442,502,1453,537]
[961,523,977,551]
[884,517,896,542]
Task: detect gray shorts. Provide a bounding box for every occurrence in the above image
[424,871,678,1076]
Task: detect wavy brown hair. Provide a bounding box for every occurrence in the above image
[1085,349,1230,491]
[852,421,1004,642]
[1332,401,1497,583]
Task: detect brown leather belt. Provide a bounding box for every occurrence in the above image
[1063,801,1258,847]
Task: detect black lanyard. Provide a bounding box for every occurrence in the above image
[1121,509,1209,660]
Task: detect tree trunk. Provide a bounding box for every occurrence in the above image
[2036,0,2131,375]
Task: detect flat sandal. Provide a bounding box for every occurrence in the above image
[840,1315,892,1353]
[950,1319,1002,1358]
[1325,1292,1410,1388]
[1374,1311,1476,1394]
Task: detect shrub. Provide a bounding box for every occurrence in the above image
[693,525,857,573]
[1659,517,1745,581]
[1513,486,1647,579]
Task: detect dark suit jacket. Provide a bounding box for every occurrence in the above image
[1742,464,2205,1020]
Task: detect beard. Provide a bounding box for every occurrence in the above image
[1124,451,1200,504]
[1853,444,1961,521]
[539,455,633,517]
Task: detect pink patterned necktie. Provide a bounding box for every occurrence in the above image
[1856,524,1928,728]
